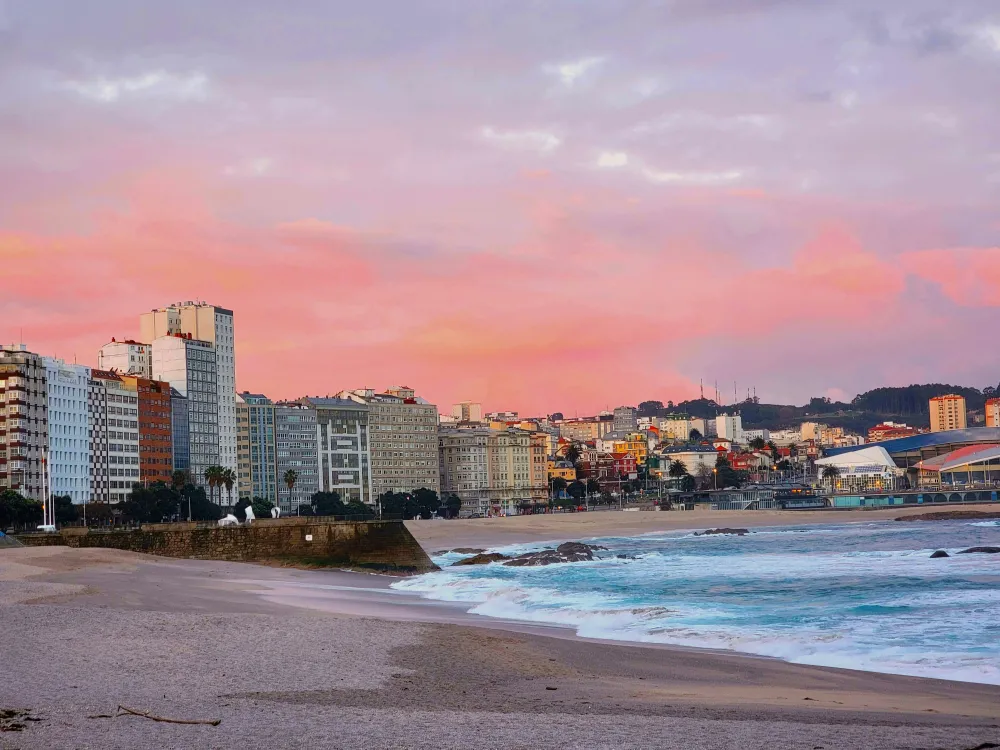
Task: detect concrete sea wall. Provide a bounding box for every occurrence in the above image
[16,517,437,573]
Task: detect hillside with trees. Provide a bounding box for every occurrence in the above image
[638,382,998,433]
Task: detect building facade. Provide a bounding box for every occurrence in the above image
[613,406,638,433]
[557,414,615,441]
[274,403,319,513]
[987,399,1000,428]
[151,334,219,490]
[123,375,173,486]
[236,392,277,502]
[42,358,91,504]
[440,428,547,516]
[90,370,139,504]
[0,346,49,501]
[451,401,483,423]
[715,413,745,444]
[929,394,968,432]
[98,339,151,378]
[141,302,237,477]
[169,388,190,475]
[302,397,373,506]
[339,387,440,498]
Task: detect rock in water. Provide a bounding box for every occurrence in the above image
[504,541,604,567]
[451,547,486,554]
[929,550,950,558]
[694,528,749,537]
[453,552,508,566]
[956,547,1000,555]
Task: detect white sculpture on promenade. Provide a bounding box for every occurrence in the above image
[244,505,256,523]
[271,507,280,519]
[218,514,239,527]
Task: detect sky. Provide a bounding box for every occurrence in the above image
[1,0,999,416]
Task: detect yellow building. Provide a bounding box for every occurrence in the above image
[613,432,648,465]
[929,394,967,432]
[547,460,576,482]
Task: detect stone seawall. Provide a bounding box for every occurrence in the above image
[16,519,437,574]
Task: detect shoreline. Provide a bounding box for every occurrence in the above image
[404,503,1000,550]
[3,546,999,748]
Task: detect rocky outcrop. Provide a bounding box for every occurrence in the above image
[897,511,1000,522]
[453,552,508,566]
[930,550,950,558]
[694,528,749,537]
[434,547,486,555]
[503,542,606,567]
[957,547,1000,554]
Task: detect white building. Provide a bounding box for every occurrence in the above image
[814,445,902,492]
[301,397,374,506]
[42,358,91,504]
[151,334,219,491]
[743,428,771,444]
[451,401,483,423]
[656,447,720,476]
[141,302,236,477]
[338,386,440,497]
[715,413,745,444]
[89,369,139,504]
[98,339,151,378]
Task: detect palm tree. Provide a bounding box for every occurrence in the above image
[222,468,236,507]
[284,469,298,513]
[821,464,841,490]
[203,466,218,505]
[171,469,188,492]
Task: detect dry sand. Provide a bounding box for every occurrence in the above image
[405,503,1000,550]
[2,546,1000,749]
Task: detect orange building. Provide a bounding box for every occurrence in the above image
[929,394,967,433]
[123,375,173,485]
[987,398,1000,428]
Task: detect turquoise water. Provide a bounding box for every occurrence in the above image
[392,519,1000,684]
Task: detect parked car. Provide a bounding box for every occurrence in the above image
[36,524,57,533]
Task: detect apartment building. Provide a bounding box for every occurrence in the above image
[339,387,440,497]
[42,358,91,504]
[300,397,373,506]
[613,406,638,432]
[169,387,190,475]
[987,398,1000,428]
[151,334,219,490]
[0,345,49,501]
[141,302,236,477]
[236,392,277,502]
[90,369,139,504]
[274,402,318,513]
[451,401,483,423]
[123,375,173,485]
[98,339,151,378]
[557,414,615,441]
[930,394,968,432]
[440,428,547,516]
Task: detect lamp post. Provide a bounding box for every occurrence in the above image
[712,467,718,491]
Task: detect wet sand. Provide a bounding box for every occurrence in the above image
[406,503,1000,550]
[2,546,999,749]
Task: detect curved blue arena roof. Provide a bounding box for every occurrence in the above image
[825,427,1000,457]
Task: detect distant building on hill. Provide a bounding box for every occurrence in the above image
[929,394,967,432]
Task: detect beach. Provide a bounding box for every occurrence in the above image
[405,503,1000,549]
[3,513,1000,750]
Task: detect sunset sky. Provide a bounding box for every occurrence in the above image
[2,0,999,416]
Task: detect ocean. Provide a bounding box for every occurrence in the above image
[392,519,1000,684]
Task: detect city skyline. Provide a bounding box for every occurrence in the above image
[2,1,999,415]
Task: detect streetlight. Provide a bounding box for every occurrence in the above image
[712,467,718,490]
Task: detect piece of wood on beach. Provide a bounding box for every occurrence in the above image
[115,705,221,726]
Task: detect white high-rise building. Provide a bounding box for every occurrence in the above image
[98,339,151,378]
[151,334,219,493]
[42,358,92,504]
[141,302,236,476]
[89,369,139,504]
[715,413,745,444]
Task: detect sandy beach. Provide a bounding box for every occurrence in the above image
[405,503,1000,550]
[3,540,1000,749]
